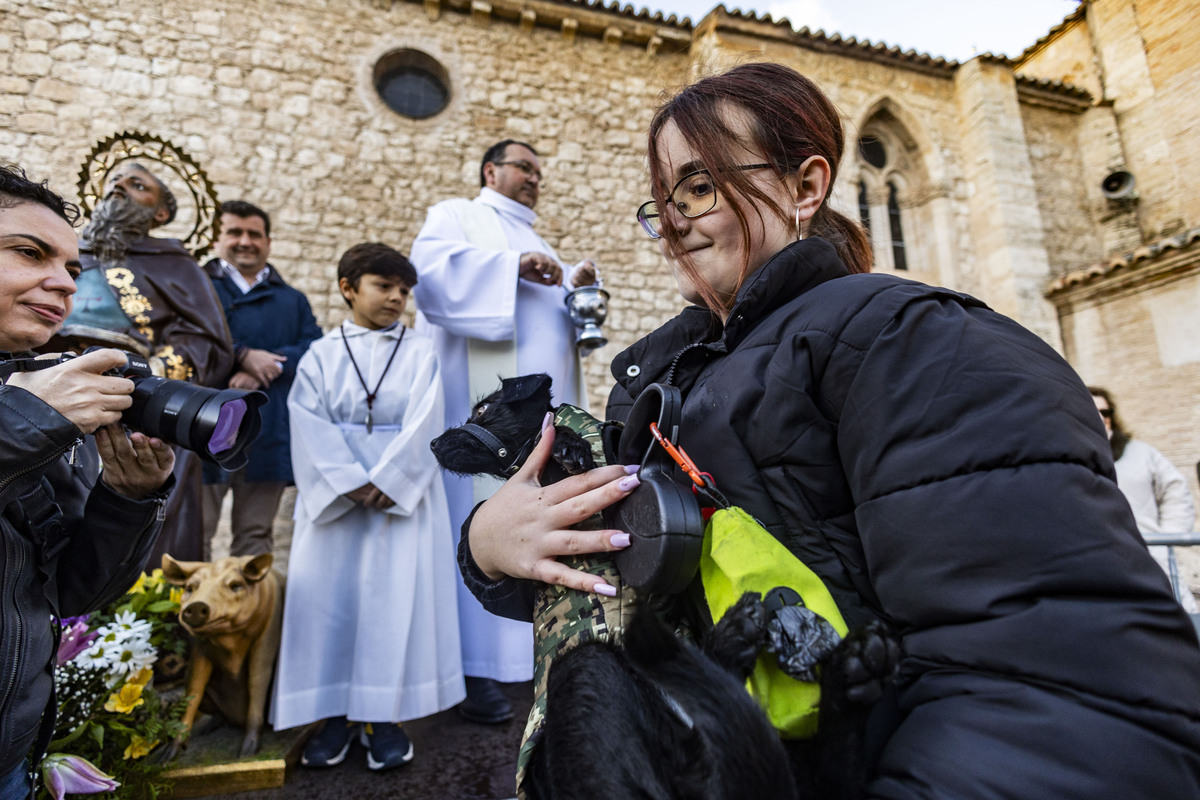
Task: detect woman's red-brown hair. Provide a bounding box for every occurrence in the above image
[648,62,872,315]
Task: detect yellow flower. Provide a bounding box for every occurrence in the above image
[123,735,157,760]
[146,569,164,591]
[128,666,154,688]
[127,573,147,595]
[169,587,183,605]
[104,681,146,714]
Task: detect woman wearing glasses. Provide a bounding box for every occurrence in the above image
[463,63,1200,797]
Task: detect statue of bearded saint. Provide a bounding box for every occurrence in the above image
[67,162,235,564]
[66,161,232,388]
[79,187,164,269]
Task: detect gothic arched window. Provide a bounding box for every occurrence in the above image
[858,180,871,234]
[855,106,929,275]
[888,182,907,271]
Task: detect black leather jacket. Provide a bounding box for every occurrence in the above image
[0,361,168,777]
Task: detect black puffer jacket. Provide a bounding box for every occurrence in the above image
[0,371,168,778]
[604,238,1200,798]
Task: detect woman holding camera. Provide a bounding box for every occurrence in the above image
[462,64,1200,797]
[0,165,175,797]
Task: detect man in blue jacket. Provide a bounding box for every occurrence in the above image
[201,201,322,559]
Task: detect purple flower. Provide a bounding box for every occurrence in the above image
[41,754,119,799]
[56,620,98,667]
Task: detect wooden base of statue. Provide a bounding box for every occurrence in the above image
[161,722,314,798]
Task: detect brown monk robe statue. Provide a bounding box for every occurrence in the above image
[160,553,284,759]
[71,162,235,563]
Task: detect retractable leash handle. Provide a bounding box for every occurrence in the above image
[649,422,729,512]
[605,384,705,595]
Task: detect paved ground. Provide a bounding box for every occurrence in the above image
[192,681,530,800]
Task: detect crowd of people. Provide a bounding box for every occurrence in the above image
[2,59,1199,798]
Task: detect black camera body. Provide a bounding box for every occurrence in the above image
[0,348,266,471]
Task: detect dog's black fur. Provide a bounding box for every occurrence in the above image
[431,374,900,800]
[430,373,599,484]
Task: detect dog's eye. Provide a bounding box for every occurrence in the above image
[472,403,490,418]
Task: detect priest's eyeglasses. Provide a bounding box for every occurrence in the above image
[636,164,773,239]
[493,160,544,183]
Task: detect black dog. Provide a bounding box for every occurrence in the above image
[431,374,899,799]
[529,593,897,800]
[430,372,601,484]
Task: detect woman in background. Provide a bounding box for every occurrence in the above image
[1090,386,1197,611]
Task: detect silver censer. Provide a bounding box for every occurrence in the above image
[564,286,610,356]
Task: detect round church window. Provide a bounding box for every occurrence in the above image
[373,50,450,120]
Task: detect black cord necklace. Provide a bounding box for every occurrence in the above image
[340,322,405,434]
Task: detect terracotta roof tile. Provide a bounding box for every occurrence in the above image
[1045,226,1200,295]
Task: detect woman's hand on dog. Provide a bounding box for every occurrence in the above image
[469,413,638,595]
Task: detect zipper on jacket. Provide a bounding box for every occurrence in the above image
[0,443,72,496]
[663,342,708,388]
[0,533,26,759]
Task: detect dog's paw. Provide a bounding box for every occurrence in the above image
[824,621,901,706]
[705,591,769,680]
[553,426,597,476]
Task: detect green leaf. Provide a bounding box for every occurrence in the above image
[47,720,88,751]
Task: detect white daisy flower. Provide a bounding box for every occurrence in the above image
[81,640,117,670]
[92,624,129,648]
[107,637,156,678]
[111,610,152,639]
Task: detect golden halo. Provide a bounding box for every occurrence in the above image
[76,131,220,260]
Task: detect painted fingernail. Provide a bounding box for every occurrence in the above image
[594,583,617,597]
[618,474,640,492]
[542,412,553,432]
[610,533,631,548]
[623,464,639,474]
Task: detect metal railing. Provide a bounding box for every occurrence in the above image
[1143,534,1200,547]
[1141,535,1200,634]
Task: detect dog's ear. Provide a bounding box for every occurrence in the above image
[500,373,553,405]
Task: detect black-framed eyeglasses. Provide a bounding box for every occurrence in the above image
[492,160,544,183]
[1098,408,1113,419]
[636,164,773,239]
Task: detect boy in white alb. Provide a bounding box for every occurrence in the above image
[272,243,464,771]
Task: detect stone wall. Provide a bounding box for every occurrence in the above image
[1017,13,1102,101]
[1020,103,1104,277]
[0,0,693,412]
[1081,0,1188,243]
[1029,0,1200,518]
[1137,0,1200,229]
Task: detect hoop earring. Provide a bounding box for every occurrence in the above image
[794,206,804,241]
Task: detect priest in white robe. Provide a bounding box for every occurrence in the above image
[411,139,597,723]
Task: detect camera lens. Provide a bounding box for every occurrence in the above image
[125,377,267,470]
[208,398,248,455]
